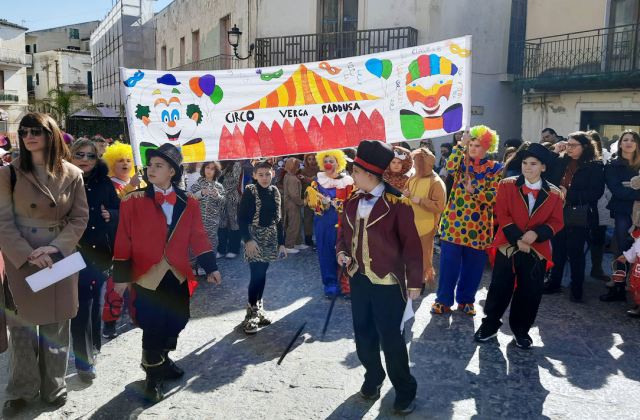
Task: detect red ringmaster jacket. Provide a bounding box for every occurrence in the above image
[336,183,423,299]
[112,185,217,291]
[491,175,564,262]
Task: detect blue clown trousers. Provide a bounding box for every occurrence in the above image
[314,207,339,296]
[436,240,488,307]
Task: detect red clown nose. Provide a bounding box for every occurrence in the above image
[324,163,334,170]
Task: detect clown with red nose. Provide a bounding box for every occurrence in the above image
[305,150,354,298]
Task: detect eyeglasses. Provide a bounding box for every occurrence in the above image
[18,127,45,137]
[566,142,582,149]
[74,152,98,161]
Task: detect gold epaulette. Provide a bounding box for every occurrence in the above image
[502,177,518,184]
[385,192,411,205]
[548,183,563,197]
[121,190,146,201]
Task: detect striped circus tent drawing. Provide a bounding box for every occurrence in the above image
[241,64,379,110]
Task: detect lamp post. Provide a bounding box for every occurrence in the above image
[227,24,255,60]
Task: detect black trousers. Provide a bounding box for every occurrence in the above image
[350,272,417,406]
[482,251,545,337]
[218,228,241,254]
[248,262,269,306]
[548,226,588,298]
[71,264,105,371]
[134,272,190,363]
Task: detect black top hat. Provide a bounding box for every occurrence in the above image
[353,140,394,176]
[146,143,183,183]
[518,143,554,166]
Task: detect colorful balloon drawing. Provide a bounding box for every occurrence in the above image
[189,74,223,104]
[365,58,392,80]
[260,69,284,81]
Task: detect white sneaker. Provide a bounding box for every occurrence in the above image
[294,244,310,250]
[197,267,206,276]
[216,252,223,259]
[226,253,237,259]
[285,248,300,254]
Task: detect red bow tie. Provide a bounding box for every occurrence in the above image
[522,185,540,199]
[155,191,177,206]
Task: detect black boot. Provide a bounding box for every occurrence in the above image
[2,399,27,417]
[590,245,608,280]
[141,351,165,403]
[305,235,314,247]
[162,351,184,380]
[599,283,627,302]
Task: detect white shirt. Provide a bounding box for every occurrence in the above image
[357,183,385,219]
[524,179,542,216]
[154,185,175,224]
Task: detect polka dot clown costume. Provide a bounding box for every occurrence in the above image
[433,125,504,315]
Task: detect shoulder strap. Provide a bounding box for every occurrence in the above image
[9,165,16,193]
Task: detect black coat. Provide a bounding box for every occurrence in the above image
[605,156,640,218]
[548,155,605,225]
[79,161,120,271]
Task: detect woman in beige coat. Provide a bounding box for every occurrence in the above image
[283,158,306,253]
[0,113,88,416]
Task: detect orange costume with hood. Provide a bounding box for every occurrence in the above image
[405,148,447,283]
[383,146,412,191]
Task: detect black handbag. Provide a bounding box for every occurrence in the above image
[563,203,590,227]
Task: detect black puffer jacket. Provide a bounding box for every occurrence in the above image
[548,155,605,225]
[605,156,640,217]
[78,160,120,271]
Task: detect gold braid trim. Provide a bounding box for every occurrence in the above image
[121,190,146,201]
[385,192,411,205]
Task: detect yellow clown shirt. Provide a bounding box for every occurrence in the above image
[438,145,503,250]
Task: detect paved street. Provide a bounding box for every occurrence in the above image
[1,247,640,419]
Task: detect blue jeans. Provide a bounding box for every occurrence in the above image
[614,214,633,256]
[314,208,339,295]
[436,241,488,306]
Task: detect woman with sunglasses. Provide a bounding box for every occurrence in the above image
[69,139,120,382]
[0,113,88,416]
[543,132,605,302]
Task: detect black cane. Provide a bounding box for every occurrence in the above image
[277,322,307,366]
[322,263,346,338]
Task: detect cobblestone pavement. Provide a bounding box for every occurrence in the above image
[1,247,640,419]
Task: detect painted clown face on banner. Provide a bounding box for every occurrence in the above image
[133,73,223,164]
[400,54,463,139]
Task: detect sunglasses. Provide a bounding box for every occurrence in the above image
[566,143,582,149]
[18,127,45,137]
[74,151,98,161]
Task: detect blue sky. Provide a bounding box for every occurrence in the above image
[3,0,174,31]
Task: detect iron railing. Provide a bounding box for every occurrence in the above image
[0,90,19,103]
[510,23,640,89]
[255,27,418,67]
[170,54,240,71]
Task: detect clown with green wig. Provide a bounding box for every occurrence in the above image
[432,125,504,316]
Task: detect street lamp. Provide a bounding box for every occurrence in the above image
[227,24,255,60]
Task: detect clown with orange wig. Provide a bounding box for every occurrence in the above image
[432,125,504,316]
[305,149,354,297]
[102,141,146,198]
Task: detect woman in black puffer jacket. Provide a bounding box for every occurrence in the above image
[70,139,120,381]
[543,132,604,302]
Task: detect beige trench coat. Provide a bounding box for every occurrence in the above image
[0,159,88,326]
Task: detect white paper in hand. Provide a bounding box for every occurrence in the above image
[400,298,415,332]
[26,252,86,293]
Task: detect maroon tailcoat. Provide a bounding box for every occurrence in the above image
[336,184,423,298]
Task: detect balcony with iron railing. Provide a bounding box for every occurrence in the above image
[170,54,240,71]
[510,23,640,90]
[0,45,31,67]
[0,90,20,103]
[254,26,418,67]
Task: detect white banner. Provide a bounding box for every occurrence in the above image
[121,35,471,165]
